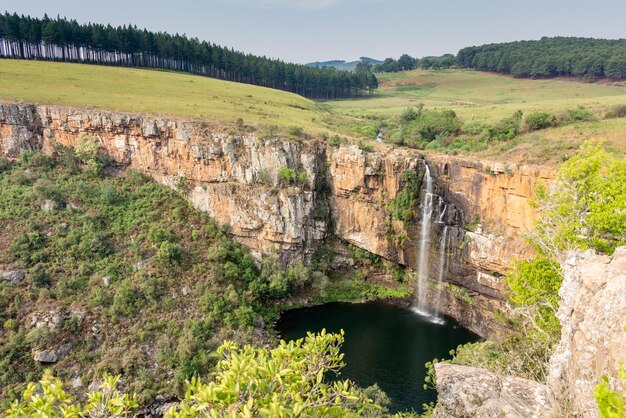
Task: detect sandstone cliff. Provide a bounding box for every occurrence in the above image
[0,102,553,336]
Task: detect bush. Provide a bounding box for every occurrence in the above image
[277,167,297,186]
[156,241,183,266]
[235,117,244,130]
[385,170,422,221]
[524,112,556,131]
[532,141,626,256]
[256,168,272,185]
[0,156,11,173]
[605,104,626,119]
[32,178,63,204]
[566,106,595,122]
[287,126,304,137]
[507,257,562,334]
[491,110,523,141]
[400,105,423,123]
[417,109,461,142]
[29,263,51,288]
[75,134,106,175]
[102,185,121,205]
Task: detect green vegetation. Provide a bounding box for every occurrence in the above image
[277,167,308,187]
[328,69,626,163]
[440,142,625,384]
[532,141,626,257]
[6,371,138,418]
[385,171,423,221]
[457,37,626,80]
[0,13,377,99]
[6,331,390,417]
[595,363,626,418]
[0,148,331,406]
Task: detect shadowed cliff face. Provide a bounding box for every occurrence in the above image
[0,102,554,335]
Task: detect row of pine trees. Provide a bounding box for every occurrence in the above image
[0,13,378,99]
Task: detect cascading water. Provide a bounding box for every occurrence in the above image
[413,164,447,324]
[414,164,435,316]
[432,225,449,322]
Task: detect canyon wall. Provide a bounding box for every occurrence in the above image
[0,102,553,335]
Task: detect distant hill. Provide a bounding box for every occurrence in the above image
[306,57,383,72]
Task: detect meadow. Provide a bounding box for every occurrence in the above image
[0,59,329,133]
[329,69,626,122]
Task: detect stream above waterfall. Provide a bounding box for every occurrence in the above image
[275,301,480,413]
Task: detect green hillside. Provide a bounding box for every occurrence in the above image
[0,60,330,133]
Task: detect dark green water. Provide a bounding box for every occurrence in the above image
[275,301,480,414]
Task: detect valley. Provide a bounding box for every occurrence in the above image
[0,11,625,418]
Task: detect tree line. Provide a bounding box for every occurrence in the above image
[0,12,378,99]
[372,53,456,73]
[456,37,626,80]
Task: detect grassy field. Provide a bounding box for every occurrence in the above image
[329,69,626,122]
[0,59,330,133]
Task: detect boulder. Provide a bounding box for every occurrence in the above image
[33,342,73,364]
[2,269,25,284]
[434,363,554,418]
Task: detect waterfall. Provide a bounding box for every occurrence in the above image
[415,164,435,316]
[432,225,449,322]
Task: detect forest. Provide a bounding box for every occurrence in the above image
[456,36,626,80]
[0,13,378,100]
[372,53,456,73]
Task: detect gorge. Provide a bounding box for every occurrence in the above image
[0,101,552,338]
[1,101,624,416]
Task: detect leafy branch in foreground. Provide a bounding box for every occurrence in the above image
[6,331,382,418]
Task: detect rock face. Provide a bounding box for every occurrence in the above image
[549,247,626,417]
[0,102,553,335]
[434,247,626,417]
[328,147,553,301]
[433,363,554,418]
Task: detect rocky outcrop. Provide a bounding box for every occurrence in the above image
[549,247,626,417]
[0,103,328,263]
[434,247,626,417]
[433,363,554,418]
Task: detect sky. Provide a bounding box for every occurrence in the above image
[3,0,626,63]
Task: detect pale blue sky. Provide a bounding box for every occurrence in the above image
[3,0,626,63]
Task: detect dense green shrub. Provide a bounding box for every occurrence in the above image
[277,167,297,186]
[491,110,523,140]
[7,332,383,418]
[507,257,562,335]
[533,141,626,257]
[416,109,461,142]
[565,106,595,122]
[595,361,626,417]
[156,241,183,266]
[525,111,557,131]
[385,171,422,221]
